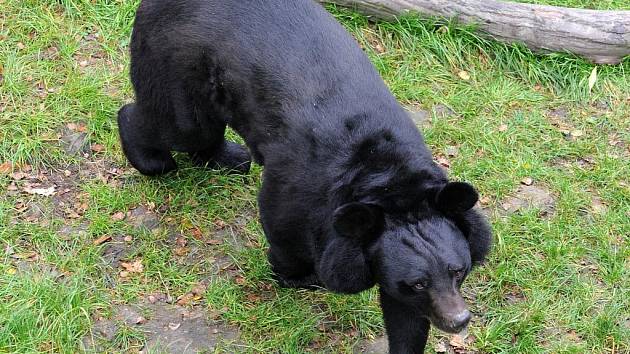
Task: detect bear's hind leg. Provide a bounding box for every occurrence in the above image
[268,249,322,290]
[117,103,177,176]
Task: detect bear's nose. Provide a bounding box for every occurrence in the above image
[452,310,472,329]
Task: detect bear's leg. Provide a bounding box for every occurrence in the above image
[189,140,251,174]
[317,237,375,294]
[117,103,177,176]
[380,288,430,354]
[268,248,322,290]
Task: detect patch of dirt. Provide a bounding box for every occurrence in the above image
[433,104,457,118]
[60,127,89,156]
[501,185,555,216]
[404,105,430,128]
[83,302,241,353]
[127,205,161,232]
[353,336,388,354]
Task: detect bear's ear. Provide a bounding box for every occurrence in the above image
[433,182,478,213]
[333,202,384,240]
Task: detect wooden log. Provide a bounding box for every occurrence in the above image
[321,0,630,64]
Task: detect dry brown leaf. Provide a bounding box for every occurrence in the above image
[175,236,188,247]
[176,293,195,306]
[435,341,448,353]
[11,251,38,260]
[174,247,189,256]
[246,293,261,302]
[23,185,56,196]
[449,334,468,348]
[111,211,125,221]
[191,283,207,296]
[207,239,223,245]
[571,130,584,138]
[234,275,246,285]
[457,70,471,81]
[435,156,451,168]
[92,235,112,246]
[120,259,143,273]
[190,227,204,240]
[90,144,104,153]
[0,162,12,175]
[11,172,28,181]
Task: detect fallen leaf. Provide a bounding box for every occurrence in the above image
[120,259,143,273]
[435,341,448,353]
[17,42,25,50]
[92,235,112,245]
[435,156,451,168]
[175,236,188,247]
[123,235,133,242]
[174,247,189,256]
[168,322,181,331]
[206,239,223,245]
[498,124,508,132]
[111,211,125,221]
[246,293,261,302]
[588,66,597,92]
[479,196,491,206]
[11,251,38,260]
[23,186,56,196]
[449,334,468,348]
[192,283,207,295]
[6,267,17,275]
[11,172,28,180]
[90,144,104,153]
[0,162,12,174]
[234,275,246,285]
[457,70,471,81]
[521,177,534,186]
[134,316,147,325]
[176,293,195,306]
[190,227,204,240]
[571,130,584,138]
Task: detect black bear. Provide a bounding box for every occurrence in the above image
[118,0,492,352]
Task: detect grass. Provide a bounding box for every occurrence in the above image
[1,0,629,353]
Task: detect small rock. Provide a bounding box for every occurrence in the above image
[433,104,456,118]
[445,146,459,157]
[61,131,89,156]
[520,177,534,186]
[502,185,555,215]
[406,108,429,126]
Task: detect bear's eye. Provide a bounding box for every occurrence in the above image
[412,281,428,291]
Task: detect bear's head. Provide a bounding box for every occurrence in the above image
[333,181,492,333]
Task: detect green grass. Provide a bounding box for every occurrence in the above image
[1,0,629,353]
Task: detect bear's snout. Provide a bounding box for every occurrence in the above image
[429,292,471,333]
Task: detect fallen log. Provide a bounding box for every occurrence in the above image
[321,0,630,64]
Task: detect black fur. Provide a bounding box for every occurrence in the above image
[120,1,492,352]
